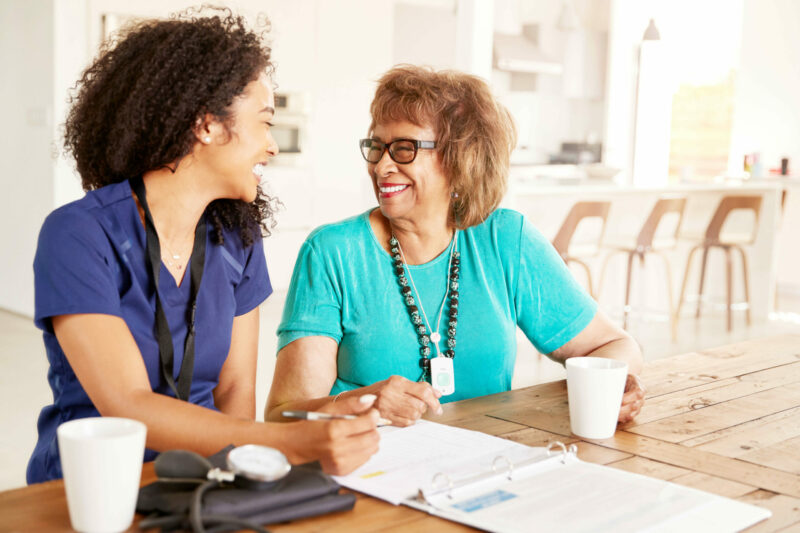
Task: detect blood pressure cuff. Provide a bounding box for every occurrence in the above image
[136,447,356,530]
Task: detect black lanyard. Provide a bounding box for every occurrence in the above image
[130,176,207,401]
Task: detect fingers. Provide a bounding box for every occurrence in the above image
[328,409,380,438]
[317,413,382,475]
[621,387,644,405]
[405,380,443,415]
[618,403,637,423]
[381,396,428,427]
[375,376,442,426]
[630,374,647,394]
[320,428,381,476]
[323,393,377,416]
[618,394,644,424]
[284,404,381,473]
[625,374,647,395]
[386,413,422,428]
[619,373,646,424]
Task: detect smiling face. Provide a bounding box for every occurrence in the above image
[200,72,279,203]
[368,121,450,226]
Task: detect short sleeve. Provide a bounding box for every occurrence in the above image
[515,215,598,354]
[233,237,272,316]
[276,240,343,351]
[34,209,122,333]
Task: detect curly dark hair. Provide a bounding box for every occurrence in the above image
[63,6,278,246]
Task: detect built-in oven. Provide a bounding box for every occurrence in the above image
[271,92,309,166]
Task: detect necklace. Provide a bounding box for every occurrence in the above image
[160,230,196,271]
[161,242,186,270]
[130,175,207,401]
[135,199,192,271]
[390,231,459,383]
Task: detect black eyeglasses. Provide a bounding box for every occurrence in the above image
[359,138,436,164]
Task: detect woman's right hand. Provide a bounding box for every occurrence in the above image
[281,394,381,475]
[366,375,443,427]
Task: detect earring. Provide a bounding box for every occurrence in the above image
[451,191,459,198]
[203,136,211,144]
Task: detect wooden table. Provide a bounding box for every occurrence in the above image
[2,334,799,532]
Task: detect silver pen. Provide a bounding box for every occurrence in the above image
[282,410,393,426]
[282,410,357,421]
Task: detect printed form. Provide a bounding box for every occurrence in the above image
[334,419,546,505]
[334,420,771,533]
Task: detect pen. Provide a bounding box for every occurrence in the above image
[282,410,393,426]
[282,410,356,421]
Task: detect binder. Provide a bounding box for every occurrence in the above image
[335,421,771,533]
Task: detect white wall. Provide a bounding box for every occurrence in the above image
[2,0,476,311]
[53,0,89,208]
[604,0,744,184]
[604,0,663,184]
[0,0,56,316]
[7,0,800,311]
[729,0,800,293]
[493,0,610,164]
[729,0,800,175]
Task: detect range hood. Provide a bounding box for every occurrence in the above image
[493,26,563,75]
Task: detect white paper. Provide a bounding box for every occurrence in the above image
[335,420,771,533]
[333,419,547,505]
[424,458,770,533]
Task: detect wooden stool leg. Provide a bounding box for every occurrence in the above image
[655,251,676,341]
[725,247,733,331]
[598,250,620,302]
[696,247,710,319]
[675,245,700,340]
[572,258,594,299]
[736,245,752,326]
[623,251,636,330]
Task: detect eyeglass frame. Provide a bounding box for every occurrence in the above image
[358,138,437,164]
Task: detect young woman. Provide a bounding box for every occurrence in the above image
[28,8,378,484]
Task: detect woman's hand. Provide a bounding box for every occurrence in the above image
[618,374,646,424]
[365,375,443,427]
[281,395,381,476]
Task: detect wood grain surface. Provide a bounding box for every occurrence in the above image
[1,334,798,532]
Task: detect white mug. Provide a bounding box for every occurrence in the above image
[566,357,628,439]
[57,417,147,533]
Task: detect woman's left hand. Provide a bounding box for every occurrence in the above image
[365,375,443,427]
[618,374,645,424]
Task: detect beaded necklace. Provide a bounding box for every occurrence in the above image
[390,231,460,382]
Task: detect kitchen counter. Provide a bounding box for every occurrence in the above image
[502,178,785,325]
[506,175,798,196]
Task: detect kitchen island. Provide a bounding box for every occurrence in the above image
[502,176,791,324]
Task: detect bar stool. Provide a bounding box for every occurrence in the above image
[599,196,687,331]
[674,195,762,335]
[551,201,611,298]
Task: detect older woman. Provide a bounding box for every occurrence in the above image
[267,65,644,427]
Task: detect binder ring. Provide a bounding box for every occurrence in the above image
[546,441,570,464]
[431,472,454,499]
[567,443,578,456]
[492,455,514,480]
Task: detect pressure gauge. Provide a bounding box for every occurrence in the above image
[226,445,291,484]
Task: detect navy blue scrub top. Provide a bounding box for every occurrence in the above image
[27,180,271,484]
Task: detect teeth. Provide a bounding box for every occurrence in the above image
[380,184,408,193]
[252,163,266,178]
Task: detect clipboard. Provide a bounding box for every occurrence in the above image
[335,421,771,533]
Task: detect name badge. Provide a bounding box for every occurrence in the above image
[430,356,455,396]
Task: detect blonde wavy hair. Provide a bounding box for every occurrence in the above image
[369,65,517,229]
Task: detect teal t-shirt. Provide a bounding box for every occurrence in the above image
[277,208,597,403]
